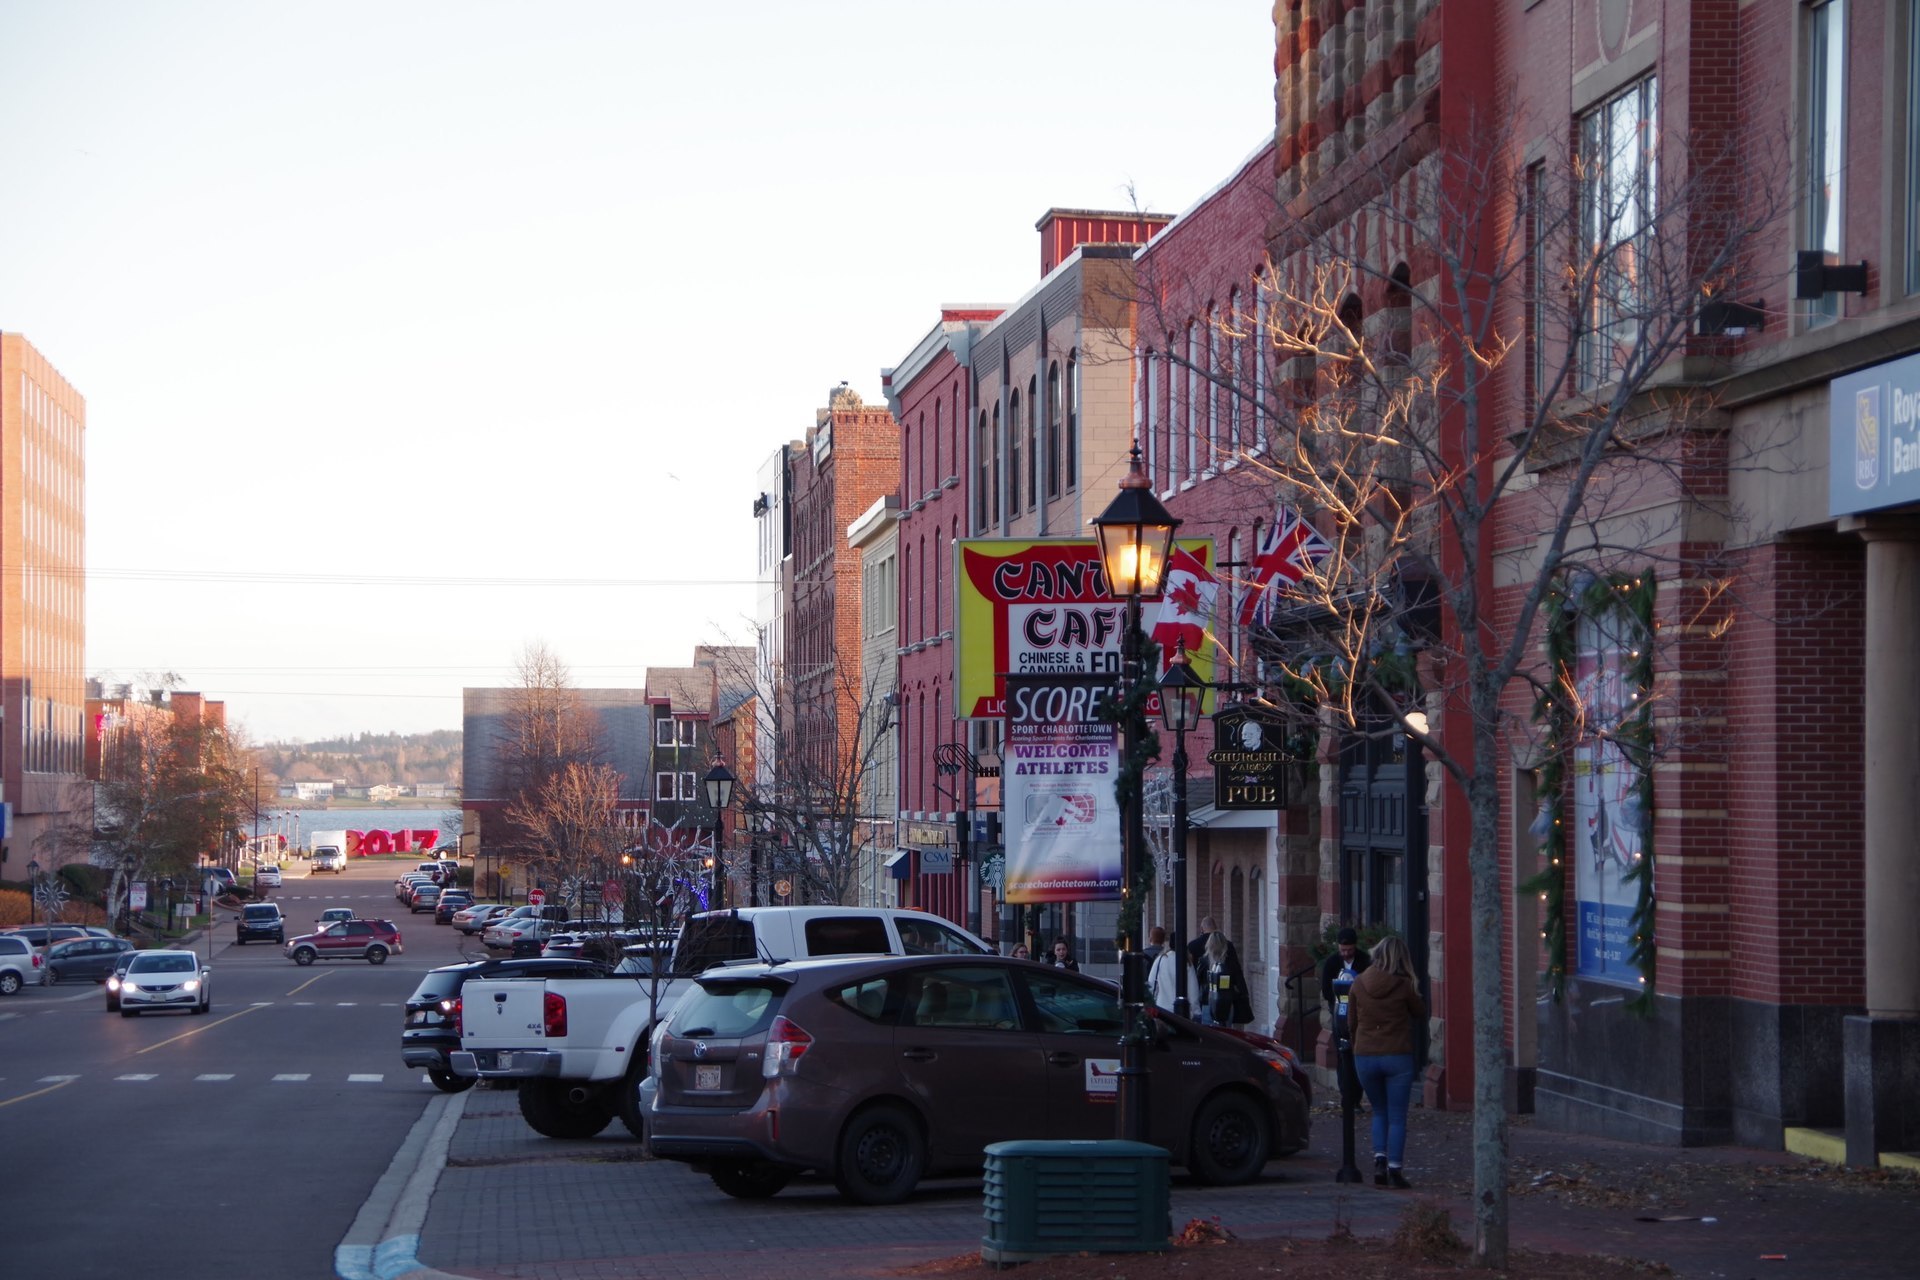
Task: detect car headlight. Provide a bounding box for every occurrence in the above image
[106,976,121,991]
[183,979,201,992]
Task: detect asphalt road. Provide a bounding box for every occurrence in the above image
[0,859,483,1280]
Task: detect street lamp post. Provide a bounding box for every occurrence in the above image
[1090,443,1180,1144]
[1155,643,1205,1018]
[703,760,737,912]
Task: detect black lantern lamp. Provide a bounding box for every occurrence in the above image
[703,760,737,911]
[1157,642,1204,734]
[1091,446,1178,601]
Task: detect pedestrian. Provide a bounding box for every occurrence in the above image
[1010,943,1030,960]
[1147,931,1197,1013]
[1320,926,1372,1105]
[1186,915,1216,975]
[1201,930,1252,1026]
[1048,938,1080,971]
[1144,925,1168,958]
[1349,933,1426,1189]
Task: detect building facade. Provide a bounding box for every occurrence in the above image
[0,333,88,871]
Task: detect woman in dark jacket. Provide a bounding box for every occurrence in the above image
[1202,930,1253,1026]
[1349,934,1427,1188]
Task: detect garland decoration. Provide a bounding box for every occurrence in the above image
[1524,569,1658,1012]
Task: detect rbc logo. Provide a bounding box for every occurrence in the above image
[1857,386,1882,491]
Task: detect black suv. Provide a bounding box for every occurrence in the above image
[402,956,608,1092]
[236,903,285,944]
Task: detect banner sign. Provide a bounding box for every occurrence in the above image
[955,538,1217,719]
[1001,673,1121,904]
[1207,705,1292,809]
[334,829,443,857]
[1831,349,1920,516]
[1571,611,1645,985]
[130,881,148,912]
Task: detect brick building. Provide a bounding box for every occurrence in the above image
[0,332,89,871]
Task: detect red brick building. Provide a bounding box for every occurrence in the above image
[1120,0,1920,1167]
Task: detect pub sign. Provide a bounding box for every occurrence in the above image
[1208,705,1292,810]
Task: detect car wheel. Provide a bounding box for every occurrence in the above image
[517,1079,614,1140]
[106,997,119,1012]
[428,1067,476,1094]
[833,1103,926,1205]
[293,947,317,966]
[235,937,244,946]
[1187,1090,1271,1185]
[41,967,55,986]
[0,971,22,996]
[121,1007,138,1017]
[367,946,389,965]
[710,1160,794,1200]
[616,1055,649,1141]
[196,996,211,1015]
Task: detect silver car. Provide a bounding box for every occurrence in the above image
[117,950,212,1017]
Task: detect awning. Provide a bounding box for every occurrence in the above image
[882,849,911,879]
[1188,806,1282,831]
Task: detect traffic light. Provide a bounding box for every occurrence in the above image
[984,811,1002,847]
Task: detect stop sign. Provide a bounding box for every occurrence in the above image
[528,888,546,906]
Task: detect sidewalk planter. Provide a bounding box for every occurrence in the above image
[981,1139,1170,1263]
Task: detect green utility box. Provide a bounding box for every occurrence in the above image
[980,1139,1171,1263]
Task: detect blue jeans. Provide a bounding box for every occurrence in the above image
[1354,1052,1416,1166]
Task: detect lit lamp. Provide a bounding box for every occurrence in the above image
[1157,643,1203,1018]
[1089,443,1180,1144]
[703,759,737,911]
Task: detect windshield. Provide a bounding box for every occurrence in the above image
[131,955,197,974]
[669,917,758,976]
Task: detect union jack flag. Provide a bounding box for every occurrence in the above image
[1238,505,1333,627]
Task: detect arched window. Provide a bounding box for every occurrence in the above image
[952,382,962,481]
[990,402,1002,525]
[1249,868,1264,959]
[1230,867,1246,955]
[1227,288,1243,459]
[932,528,943,635]
[1184,321,1198,480]
[1065,352,1079,490]
[975,409,992,530]
[912,412,922,498]
[1026,375,1039,509]
[1136,348,1153,484]
[931,400,942,494]
[1049,361,1063,498]
[1005,393,1020,517]
[1207,303,1220,466]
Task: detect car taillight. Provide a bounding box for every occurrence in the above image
[762,1016,811,1078]
[32,954,42,969]
[544,991,568,1039]
[447,997,462,1035]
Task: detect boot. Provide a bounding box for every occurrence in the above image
[1374,1155,1388,1187]
[1388,1167,1412,1189]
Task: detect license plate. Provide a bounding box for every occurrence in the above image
[695,1065,721,1091]
[496,1052,514,1070]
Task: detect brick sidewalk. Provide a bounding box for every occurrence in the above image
[412,1088,1918,1280]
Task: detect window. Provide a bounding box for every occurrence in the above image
[657,772,677,800]
[1526,164,1548,408]
[803,916,891,954]
[975,409,992,529]
[1578,76,1659,388]
[904,967,1020,1029]
[680,771,698,800]
[1808,0,1846,324]
[656,718,696,748]
[1007,389,1022,516]
[932,399,942,489]
[1047,362,1063,497]
[1065,353,1079,489]
[1184,322,1198,479]
[932,529,943,633]
[1026,375,1039,508]
[1207,304,1221,464]
[991,403,1002,524]
[1024,970,1122,1034]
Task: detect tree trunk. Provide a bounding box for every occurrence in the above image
[1467,694,1509,1268]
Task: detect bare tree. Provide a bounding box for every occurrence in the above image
[493,642,606,887]
[1127,116,1783,1264]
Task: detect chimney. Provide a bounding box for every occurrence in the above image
[1035,208,1176,277]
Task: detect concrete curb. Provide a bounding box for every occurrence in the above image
[336,1086,476,1280]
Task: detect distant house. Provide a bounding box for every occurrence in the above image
[293,782,335,801]
[369,785,403,804]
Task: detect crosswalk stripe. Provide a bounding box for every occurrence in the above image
[116,1074,157,1081]
[37,1075,78,1083]
[196,1074,235,1081]
[348,1074,382,1083]
[273,1073,311,1082]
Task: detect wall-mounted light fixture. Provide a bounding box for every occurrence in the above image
[1698,298,1767,336]
[1795,250,1869,300]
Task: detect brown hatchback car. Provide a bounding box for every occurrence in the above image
[643,953,1310,1204]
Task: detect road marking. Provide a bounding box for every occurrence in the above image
[348,1074,383,1083]
[196,1074,235,1081]
[36,1075,79,1083]
[336,1002,358,1007]
[0,1077,76,1108]
[116,1074,158,1081]
[136,1002,265,1055]
[273,1073,311,1082]
[288,970,333,996]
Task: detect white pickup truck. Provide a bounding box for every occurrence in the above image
[450,905,992,1141]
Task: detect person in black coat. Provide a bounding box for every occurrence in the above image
[1201,930,1252,1026]
[1320,927,1372,1103]
[1047,938,1080,971]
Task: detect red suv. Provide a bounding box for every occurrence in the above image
[284,919,404,965]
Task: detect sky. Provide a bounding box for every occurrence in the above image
[0,1,1278,744]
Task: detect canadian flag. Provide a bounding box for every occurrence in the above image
[1150,548,1219,669]
[1238,504,1333,627]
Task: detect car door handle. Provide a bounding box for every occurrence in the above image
[901,1048,937,1062]
[1046,1053,1080,1067]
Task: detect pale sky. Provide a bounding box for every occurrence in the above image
[0,1,1277,743]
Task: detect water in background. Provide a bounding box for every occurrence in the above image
[269,807,461,853]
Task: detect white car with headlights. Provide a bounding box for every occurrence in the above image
[115,950,211,1016]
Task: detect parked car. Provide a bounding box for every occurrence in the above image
[236,903,286,945]
[0,934,42,995]
[396,874,436,902]
[117,949,211,1016]
[200,866,238,896]
[315,907,357,928]
[2,924,92,952]
[255,864,282,888]
[284,919,403,965]
[409,884,443,914]
[415,860,448,885]
[451,903,509,935]
[643,953,1311,1203]
[40,936,135,985]
[481,915,566,953]
[103,950,141,1011]
[402,956,610,1093]
[311,849,346,873]
[433,891,474,925]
